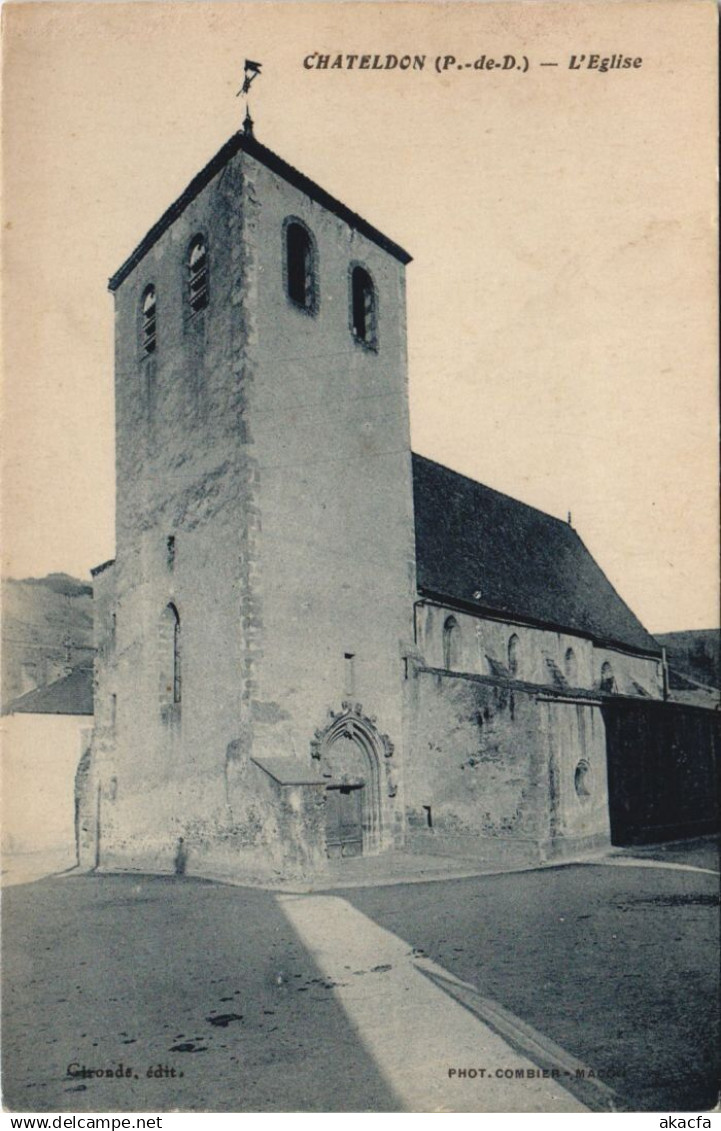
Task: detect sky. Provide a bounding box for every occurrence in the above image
[2,0,718,633]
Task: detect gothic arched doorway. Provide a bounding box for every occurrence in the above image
[311,704,391,858]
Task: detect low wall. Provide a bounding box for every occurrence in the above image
[603,698,720,844]
[75,742,328,882]
[2,714,89,863]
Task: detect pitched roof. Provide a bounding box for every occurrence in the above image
[412,453,660,656]
[5,665,94,716]
[109,132,411,291]
[251,756,326,787]
[91,558,115,578]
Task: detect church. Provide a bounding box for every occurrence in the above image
[79,119,666,879]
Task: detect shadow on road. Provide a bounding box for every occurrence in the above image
[337,861,720,1112]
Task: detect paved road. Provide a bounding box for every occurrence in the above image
[2,859,718,1112]
[2,874,400,1113]
[340,862,720,1111]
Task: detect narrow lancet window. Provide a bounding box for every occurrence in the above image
[159,603,181,709]
[173,614,181,703]
[508,634,520,677]
[600,661,616,694]
[443,616,462,671]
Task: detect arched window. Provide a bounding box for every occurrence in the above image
[188,236,209,313]
[508,634,520,677]
[159,603,181,708]
[350,265,377,348]
[600,661,616,694]
[443,616,462,671]
[564,647,578,685]
[141,285,157,354]
[285,220,316,312]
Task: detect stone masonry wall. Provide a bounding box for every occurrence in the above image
[416,602,662,697]
[538,695,610,853]
[98,149,263,870]
[237,149,417,853]
[92,140,417,871]
[405,664,610,861]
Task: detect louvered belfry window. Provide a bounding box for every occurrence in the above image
[141,285,157,354]
[286,221,315,311]
[188,236,209,313]
[351,265,377,348]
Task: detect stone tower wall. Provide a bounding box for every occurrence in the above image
[93,140,416,869]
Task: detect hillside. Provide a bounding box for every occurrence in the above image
[1,573,94,710]
[655,629,720,691]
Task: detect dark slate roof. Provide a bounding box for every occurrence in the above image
[18,572,92,598]
[412,453,661,657]
[109,131,411,291]
[91,558,115,577]
[6,666,94,716]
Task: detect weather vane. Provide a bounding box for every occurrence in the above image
[237,59,262,136]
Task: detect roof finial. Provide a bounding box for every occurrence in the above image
[237,59,262,136]
[567,511,573,526]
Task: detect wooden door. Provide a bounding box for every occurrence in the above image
[325,784,363,857]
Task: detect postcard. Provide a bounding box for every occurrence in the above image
[1,0,718,1118]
